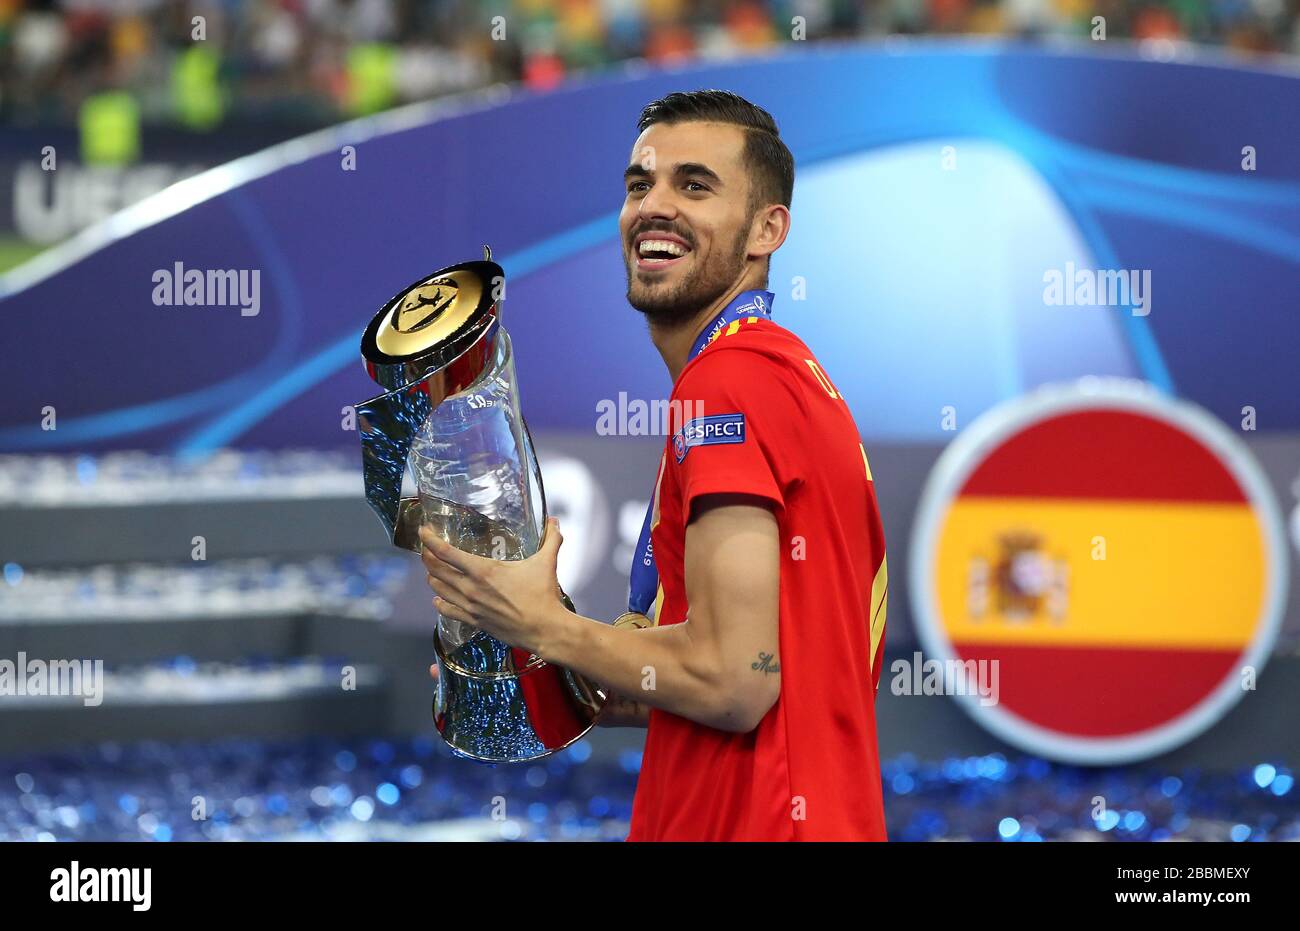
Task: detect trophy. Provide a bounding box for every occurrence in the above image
[354,248,605,762]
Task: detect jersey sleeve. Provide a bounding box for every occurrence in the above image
[668,347,800,522]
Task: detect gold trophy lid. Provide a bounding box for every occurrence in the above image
[361,252,503,391]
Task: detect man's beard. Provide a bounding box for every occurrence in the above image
[625,226,748,328]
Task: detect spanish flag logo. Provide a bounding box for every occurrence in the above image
[911,381,1288,764]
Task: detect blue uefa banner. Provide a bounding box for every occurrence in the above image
[1,43,1297,454]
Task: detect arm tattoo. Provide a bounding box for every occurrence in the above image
[751,652,780,675]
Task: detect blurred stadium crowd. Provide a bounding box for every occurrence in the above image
[2,0,1297,130]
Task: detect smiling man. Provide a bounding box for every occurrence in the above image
[421,90,889,841]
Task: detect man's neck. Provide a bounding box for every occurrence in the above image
[650,276,762,383]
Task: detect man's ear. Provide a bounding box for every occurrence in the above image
[748,204,791,262]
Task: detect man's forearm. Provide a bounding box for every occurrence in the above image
[597,690,652,727]
[542,609,735,730]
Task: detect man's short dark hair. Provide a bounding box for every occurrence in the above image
[636,89,794,216]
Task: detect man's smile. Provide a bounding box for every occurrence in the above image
[633,230,693,272]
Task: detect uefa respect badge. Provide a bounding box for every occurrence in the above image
[673,412,746,463]
[908,379,1288,765]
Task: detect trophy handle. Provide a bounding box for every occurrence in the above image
[392,496,424,553]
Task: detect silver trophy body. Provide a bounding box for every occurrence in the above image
[355,251,604,762]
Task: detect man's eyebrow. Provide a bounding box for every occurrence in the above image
[623,161,725,186]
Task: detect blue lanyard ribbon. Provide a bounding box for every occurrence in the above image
[627,289,775,616]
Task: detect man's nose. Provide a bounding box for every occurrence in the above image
[637,183,677,221]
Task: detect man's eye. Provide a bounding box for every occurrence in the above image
[628,181,649,193]
[685,181,710,193]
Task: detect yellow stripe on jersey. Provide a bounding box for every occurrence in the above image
[717,317,764,341]
[649,453,666,532]
[870,555,888,672]
[859,443,873,482]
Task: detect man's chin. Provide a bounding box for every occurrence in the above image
[627,270,678,313]
[625,259,731,325]
[628,286,696,325]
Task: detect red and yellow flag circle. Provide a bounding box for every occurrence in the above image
[909,380,1288,765]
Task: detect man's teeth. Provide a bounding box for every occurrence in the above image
[638,239,688,258]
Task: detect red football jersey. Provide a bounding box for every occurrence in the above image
[626,316,889,842]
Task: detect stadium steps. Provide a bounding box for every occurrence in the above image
[0,659,388,753]
[0,495,383,569]
[0,462,436,753]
